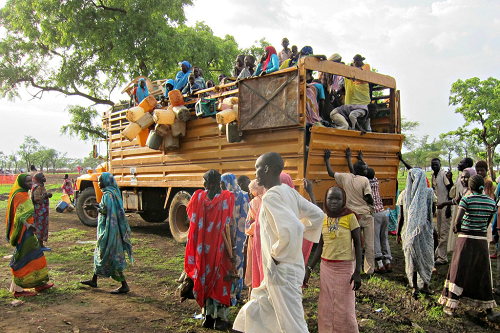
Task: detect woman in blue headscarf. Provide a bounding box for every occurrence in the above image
[136,78,149,104]
[221,173,249,304]
[174,61,192,91]
[81,172,133,294]
[163,79,175,98]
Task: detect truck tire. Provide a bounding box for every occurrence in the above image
[76,187,98,227]
[169,191,192,243]
[139,209,168,223]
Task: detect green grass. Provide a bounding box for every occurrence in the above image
[50,228,89,242]
[397,170,461,191]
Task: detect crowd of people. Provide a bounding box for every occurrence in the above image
[179,150,500,332]
[130,37,381,136]
[4,148,500,331]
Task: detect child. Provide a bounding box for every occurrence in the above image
[439,174,500,322]
[181,73,200,95]
[303,181,362,333]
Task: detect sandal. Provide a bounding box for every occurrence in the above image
[35,283,54,292]
[13,291,37,298]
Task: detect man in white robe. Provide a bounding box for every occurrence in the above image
[233,152,324,333]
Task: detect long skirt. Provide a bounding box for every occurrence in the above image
[318,260,359,333]
[10,229,49,288]
[33,201,49,242]
[438,232,497,309]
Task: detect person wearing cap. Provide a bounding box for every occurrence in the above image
[278,37,292,65]
[174,61,192,91]
[342,54,371,106]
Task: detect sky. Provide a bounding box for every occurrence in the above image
[0,0,499,159]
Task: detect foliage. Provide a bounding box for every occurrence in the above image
[0,0,193,106]
[17,135,40,170]
[403,136,444,169]
[61,105,106,141]
[449,77,500,178]
[170,22,240,82]
[401,118,419,150]
[240,38,270,62]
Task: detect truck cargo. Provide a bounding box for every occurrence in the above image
[75,57,403,243]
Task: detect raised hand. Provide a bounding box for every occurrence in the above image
[345,147,352,158]
[324,149,331,161]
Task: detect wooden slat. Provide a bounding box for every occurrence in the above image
[301,57,397,89]
[305,126,403,208]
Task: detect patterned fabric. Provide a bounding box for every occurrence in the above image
[369,177,384,213]
[6,174,49,288]
[94,172,133,282]
[61,179,74,196]
[318,260,359,333]
[306,84,321,124]
[221,173,249,304]
[185,189,235,307]
[32,177,50,242]
[458,194,496,233]
[402,168,435,287]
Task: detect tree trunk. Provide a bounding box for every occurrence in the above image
[486,145,497,181]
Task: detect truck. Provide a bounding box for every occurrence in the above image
[74,56,404,243]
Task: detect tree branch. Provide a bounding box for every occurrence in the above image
[63,124,107,140]
[17,77,115,106]
[92,0,127,14]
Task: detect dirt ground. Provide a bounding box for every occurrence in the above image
[0,175,499,332]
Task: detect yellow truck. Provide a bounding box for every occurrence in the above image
[74,57,403,243]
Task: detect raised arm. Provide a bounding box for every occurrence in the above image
[346,148,354,174]
[324,149,335,178]
[397,152,412,170]
[303,178,317,205]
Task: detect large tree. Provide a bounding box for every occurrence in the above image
[449,77,500,179]
[0,0,193,106]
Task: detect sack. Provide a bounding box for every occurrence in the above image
[56,200,68,213]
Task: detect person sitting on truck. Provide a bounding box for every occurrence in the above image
[254,46,280,76]
[218,73,227,85]
[174,61,192,91]
[233,54,246,78]
[278,37,292,65]
[330,103,377,132]
[163,79,175,98]
[181,73,200,95]
[193,66,206,89]
[80,172,133,294]
[324,148,375,275]
[205,80,216,97]
[136,78,149,104]
[185,169,235,330]
[237,55,256,80]
[279,45,313,69]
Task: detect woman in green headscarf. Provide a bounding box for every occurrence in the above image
[81,172,133,294]
[6,174,53,297]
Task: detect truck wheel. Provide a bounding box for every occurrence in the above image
[76,187,98,227]
[169,191,192,243]
[139,209,168,223]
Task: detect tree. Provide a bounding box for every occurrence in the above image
[240,38,270,63]
[0,0,193,107]
[449,77,500,179]
[401,118,420,151]
[18,136,40,170]
[9,152,19,173]
[61,105,107,141]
